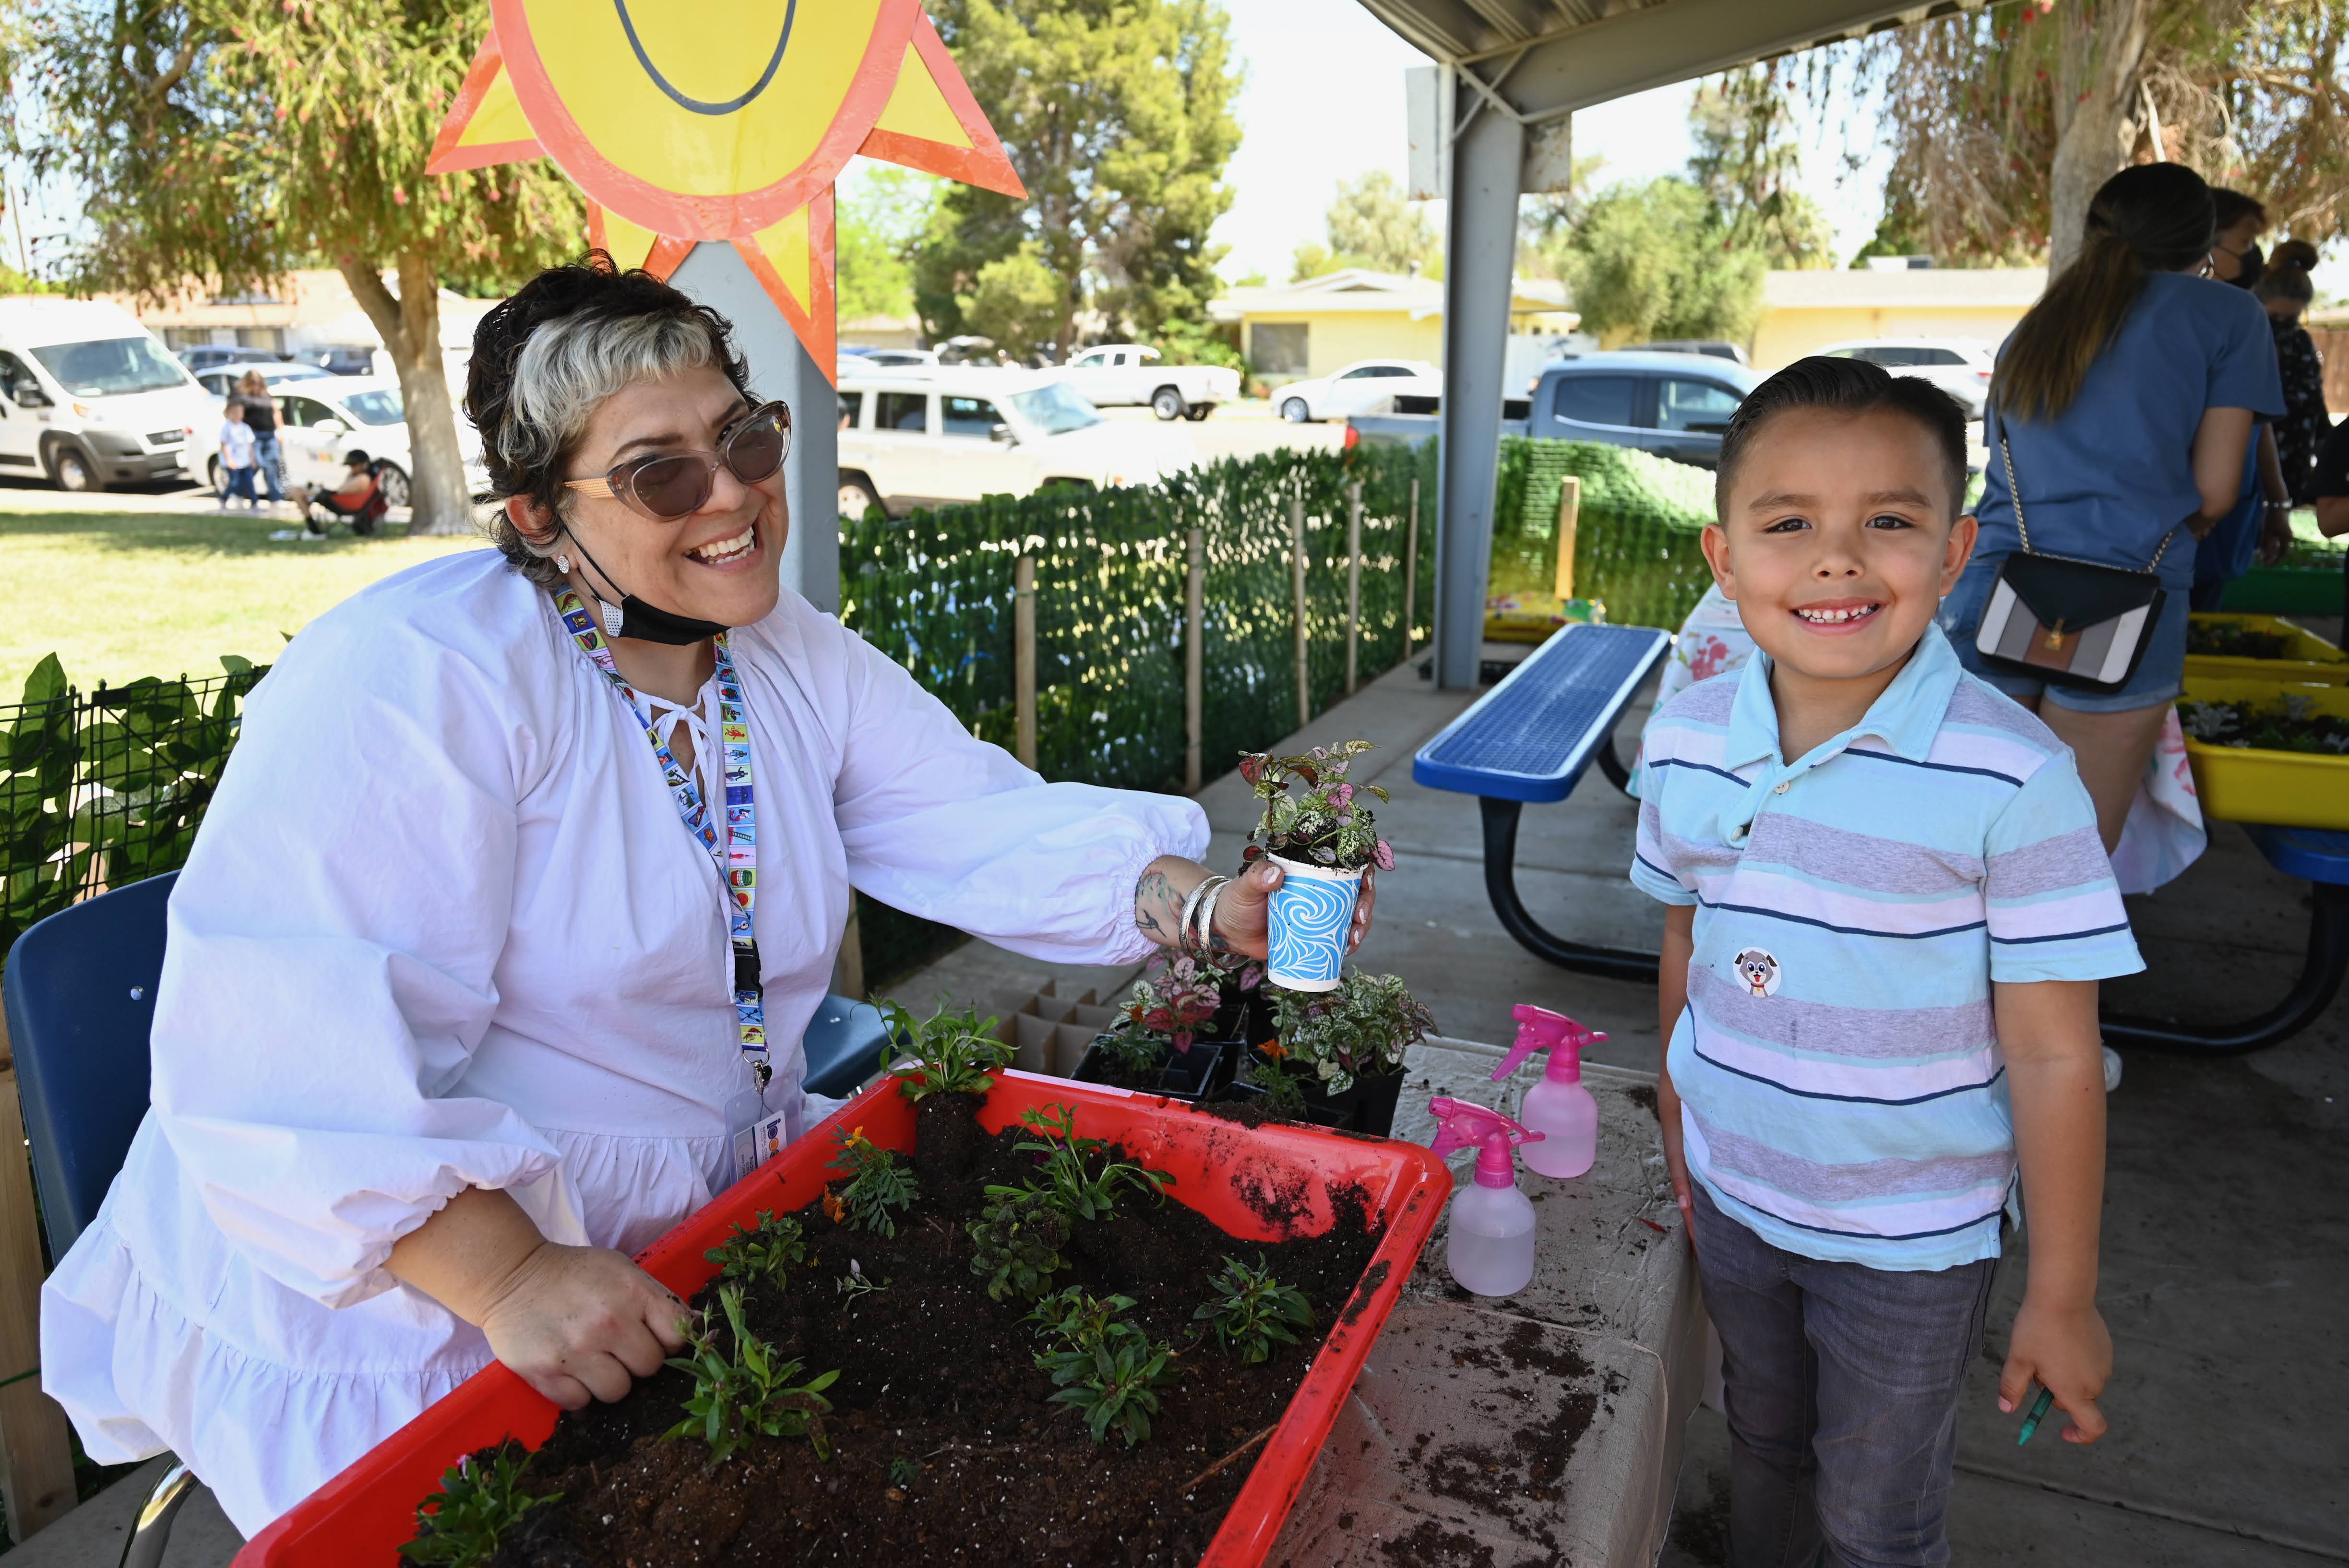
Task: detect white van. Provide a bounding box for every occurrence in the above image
[0,298,217,491]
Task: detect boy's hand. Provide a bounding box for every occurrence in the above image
[1657,1081,1697,1254]
[1999,1295,2111,1444]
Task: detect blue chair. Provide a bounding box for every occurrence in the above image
[800,993,898,1100]
[3,871,195,1565]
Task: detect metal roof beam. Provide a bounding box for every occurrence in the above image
[1487,0,1925,112]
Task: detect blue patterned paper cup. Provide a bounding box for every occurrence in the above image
[1264,855,1361,992]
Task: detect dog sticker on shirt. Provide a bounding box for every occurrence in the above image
[1733,947,1780,998]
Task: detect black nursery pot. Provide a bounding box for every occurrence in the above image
[1212,988,1278,1051]
[1073,1034,1240,1103]
[1228,1057,1407,1137]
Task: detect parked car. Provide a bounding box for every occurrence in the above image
[835,369,1196,517]
[303,346,381,378]
[1622,339,1749,365]
[0,298,215,491]
[1525,350,1765,468]
[192,361,334,399]
[1272,359,1443,424]
[1815,337,1995,417]
[177,344,290,372]
[189,374,487,505]
[1057,344,1240,421]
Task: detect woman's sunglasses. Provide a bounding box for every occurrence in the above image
[562,400,792,522]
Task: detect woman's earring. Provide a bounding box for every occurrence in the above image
[554,552,573,575]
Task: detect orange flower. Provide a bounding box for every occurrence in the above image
[1258,1039,1287,1059]
[822,1188,846,1223]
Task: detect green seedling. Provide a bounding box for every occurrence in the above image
[399,1440,555,1568]
[665,1284,840,1465]
[967,1185,1069,1302]
[835,1259,890,1299]
[827,1125,918,1236]
[704,1210,808,1291]
[999,1103,1172,1223]
[1245,1050,1312,1117]
[881,998,1015,1099]
[1026,1287,1179,1448]
[888,1456,922,1488]
[1195,1253,1315,1364]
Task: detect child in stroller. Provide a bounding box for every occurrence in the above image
[300,450,390,536]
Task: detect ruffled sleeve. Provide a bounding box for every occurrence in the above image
[146,578,563,1310]
[806,612,1208,967]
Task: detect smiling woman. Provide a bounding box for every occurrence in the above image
[35,253,1369,1538]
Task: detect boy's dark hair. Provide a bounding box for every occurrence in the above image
[1714,356,1969,520]
[345,450,371,467]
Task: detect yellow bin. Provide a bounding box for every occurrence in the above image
[2183,613,2347,685]
[2177,676,2349,830]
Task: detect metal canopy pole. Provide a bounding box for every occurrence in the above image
[1432,104,1524,689]
[668,241,840,614]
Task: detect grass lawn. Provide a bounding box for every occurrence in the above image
[0,506,487,698]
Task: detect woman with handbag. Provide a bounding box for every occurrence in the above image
[1940,163,2281,850]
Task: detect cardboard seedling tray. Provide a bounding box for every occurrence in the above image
[234,1071,1449,1568]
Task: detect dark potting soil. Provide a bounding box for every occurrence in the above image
[475,1100,1387,1568]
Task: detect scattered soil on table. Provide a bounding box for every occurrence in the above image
[1622,1083,1658,1119]
[478,1100,1386,1568]
[1407,1317,1597,1561]
[1377,1520,1514,1566]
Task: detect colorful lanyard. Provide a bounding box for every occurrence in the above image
[555,590,768,1089]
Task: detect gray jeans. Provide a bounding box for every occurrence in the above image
[1690,1183,1997,1568]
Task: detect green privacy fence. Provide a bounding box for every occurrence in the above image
[0,656,266,969]
[839,440,1441,797]
[1488,438,1719,630]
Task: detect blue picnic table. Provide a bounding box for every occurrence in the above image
[1413,624,2349,1055]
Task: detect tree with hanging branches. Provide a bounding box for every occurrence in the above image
[1795,0,2349,271]
[0,0,584,532]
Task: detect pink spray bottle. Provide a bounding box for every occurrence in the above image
[1427,1098,1545,1297]
[1493,1004,1603,1179]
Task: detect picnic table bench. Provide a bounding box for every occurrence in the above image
[1413,624,2349,1055]
[1411,622,1670,985]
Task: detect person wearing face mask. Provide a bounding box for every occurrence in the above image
[2254,239,2331,503]
[2191,189,2297,606]
[36,256,1377,1539]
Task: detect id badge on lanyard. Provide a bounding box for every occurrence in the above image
[555,591,781,1183]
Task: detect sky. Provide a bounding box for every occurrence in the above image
[1210,0,1895,285]
[1212,0,2345,296]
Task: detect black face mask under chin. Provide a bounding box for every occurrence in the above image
[563,533,732,645]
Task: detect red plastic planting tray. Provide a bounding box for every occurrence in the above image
[235,1069,1450,1568]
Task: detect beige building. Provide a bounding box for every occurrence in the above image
[121,268,494,363]
[1751,266,2047,369]
[1206,268,1578,386]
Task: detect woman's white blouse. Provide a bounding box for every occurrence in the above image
[39,551,1205,1534]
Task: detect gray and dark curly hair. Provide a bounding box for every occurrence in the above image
[466,253,753,586]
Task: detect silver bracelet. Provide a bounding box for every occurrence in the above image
[1176,876,1216,961]
[1183,875,1230,964]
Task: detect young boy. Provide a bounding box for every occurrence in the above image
[215,400,258,510]
[1633,356,2133,1567]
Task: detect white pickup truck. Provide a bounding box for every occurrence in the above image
[835,368,1198,518]
[1056,344,1240,421]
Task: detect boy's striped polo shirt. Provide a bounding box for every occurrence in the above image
[1630,622,2142,1271]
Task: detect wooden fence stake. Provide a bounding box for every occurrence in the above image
[1552,474,1582,602]
[1014,555,1037,770]
[1344,482,1363,696]
[1290,486,1310,732]
[1184,527,1204,794]
[830,900,866,1001]
[0,1016,78,1544]
[1402,477,1420,660]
